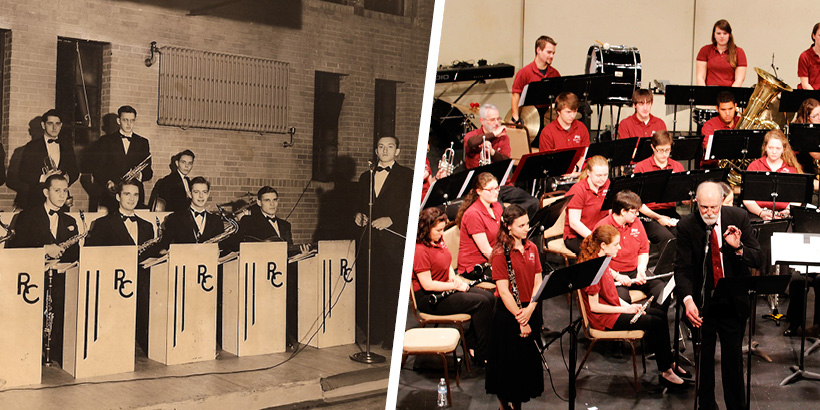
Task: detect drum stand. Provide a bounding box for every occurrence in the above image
[351,161,386,364]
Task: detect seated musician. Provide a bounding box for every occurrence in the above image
[85,179,159,354]
[701,91,740,160]
[159,176,227,248]
[633,131,684,244]
[593,190,665,309]
[538,92,589,173]
[579,225,690,389]
[793,98,820,183]
[617,89,667,140]
[563,155,610,254]
[6,173,79,366]
[413,207,493,363]
[149,149,195,212]
[510,35,559,124]
[232,186,310,258]
[455,172,502,280]
[741,130,803,221]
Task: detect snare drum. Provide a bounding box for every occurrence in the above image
[585,45,641,104]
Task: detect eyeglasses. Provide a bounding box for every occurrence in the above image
[481,186,501,192]
[654,148,671,154]
[810,113,820,120]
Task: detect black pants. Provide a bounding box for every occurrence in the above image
[499,185,539,219]
[616,268,668,311]
[786,272,820,331]
[610,307,673,372]
[697,303,747,410]
[415,287,495,360]
[565,237,583,255]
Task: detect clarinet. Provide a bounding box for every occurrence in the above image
[428,276,488,306]
[504,245,523,309]
[43,268,55,366]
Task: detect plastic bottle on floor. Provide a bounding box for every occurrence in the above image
[437,378,448,407]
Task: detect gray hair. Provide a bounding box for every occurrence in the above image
[479,103,499,120]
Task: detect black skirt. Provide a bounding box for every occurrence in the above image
[485,298,544,403]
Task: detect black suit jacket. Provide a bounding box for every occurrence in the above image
[6,206,80,262]
[674,206,763,318]
[16,137,79,208]
[85,212,159,260]
[92,131,153,188]
[357,162,414,236]
[227,210,295,255]
[159,209,225,251]
[149,172,190,212]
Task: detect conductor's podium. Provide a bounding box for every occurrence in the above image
[63,246,138,378]
[0,248,46,388]
[221,242,288,356]
[297,240,356,348]
[148,243,219,365]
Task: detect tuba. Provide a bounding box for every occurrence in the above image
[721,67,792,186]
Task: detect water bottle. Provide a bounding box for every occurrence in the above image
[436,378,448,407]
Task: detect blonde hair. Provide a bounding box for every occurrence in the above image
[762,130,803,173]
[579,155,609,181]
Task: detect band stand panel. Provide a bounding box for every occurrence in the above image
[297,240,355,348]
[222,242,288,356]
[0,248,46,388]
[148,244,218,365]
[63,247,137,378]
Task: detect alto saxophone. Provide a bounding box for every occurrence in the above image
[47,210,89,261]
[478,135,491,166]
[138,216,163,255]
[201,205,239,244]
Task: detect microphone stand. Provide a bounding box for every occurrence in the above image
[693,223,713,410]
[351,160,386,364]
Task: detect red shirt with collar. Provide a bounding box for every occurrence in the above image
[491,240,541,302]
[458,200,503,273]
[463,127,511,169]
[563,178,610,240]
[696,44,747,86]
[798,47,820,90]
[594,213,649,272]
[539,119,590,152]
[583,268,620,330]
[617,113,667,140]
[633,156,685,210]
[746,157,798,210]
[512,61,560,94]
[421,158,431,204]
[701,115,740,155]
[412,241,451,292]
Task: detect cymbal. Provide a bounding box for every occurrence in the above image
[504,105,540,144]
[451,102,480,127]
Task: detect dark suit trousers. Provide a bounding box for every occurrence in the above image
[698,302,747,410]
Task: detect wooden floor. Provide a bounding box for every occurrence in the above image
[0,344,391,410]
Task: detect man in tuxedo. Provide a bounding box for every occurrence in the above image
[354,136,413,348]
[149,150,195,212]
[15,109,79,209]
[674,181,762,410]
[92,105,153,211]
[6,174,79,365]
[85,179,158,354]
[159,176,223,247]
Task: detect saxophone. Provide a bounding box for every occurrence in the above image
[137,216,163,255]
[47,210,89,260]
[201,205,239,244]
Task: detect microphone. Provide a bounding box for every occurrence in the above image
[367,160,374,172]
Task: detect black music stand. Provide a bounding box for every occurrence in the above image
[664,169,729,213]
[528,195,573,272]
[421,170,472,209]
[586,137,639,174]
[664,85,752,134]
[510,148,580,196]
[600,169,672,211]
[706,129,766,162]
[792,205,820,233]
[521,74,614,107]
[779,89,820,112]
[713,275,791,410]
[633,136,704,168]
[788,124,820,206]
[741,171,814,212]
[533,256,610,410]
[464,159,514,188]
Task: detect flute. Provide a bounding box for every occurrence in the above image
[630,295,654,324]
[614,272,673,287]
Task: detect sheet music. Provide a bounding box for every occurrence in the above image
[771,232,820,273]
[704,134,714,160]
[456,170,475,198]
[661,277,675,304]
[519,84,529,107]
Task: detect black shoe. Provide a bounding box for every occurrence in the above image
[659,374,688,391]
[674,367,693,379]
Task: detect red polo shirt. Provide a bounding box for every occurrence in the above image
[412,242,451,292]
[583,268,621,330]
[696,44,747,86]
[563,178,610,240]
[746,157,798,210]
[421,158,431,204]
[633,156,685,210]
[539,119,590,152]
[701,115,740,156]
[617,113,667,140]
[491,240,541,303]
[458,200,503,274]
[463,127,511,169]
[594,213,648,273]
[512,61,560,94]
[798,47,820,90]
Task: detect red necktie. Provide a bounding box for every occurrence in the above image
[710,228,724,287]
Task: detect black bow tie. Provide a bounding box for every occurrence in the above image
[266,216,277,223]
[121,134,132,140]
[121,214,138,222]
[192,210,206,218]
[46,138,60,144]
[376,165,392,172]
[48,209,59,216]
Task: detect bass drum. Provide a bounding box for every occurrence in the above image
[585,45,641,104]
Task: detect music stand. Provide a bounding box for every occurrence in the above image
[705,129,766,162]
[586,137,640,172]
[421,170,472,209]
[600,169,672,211]
[533,256,610,410]
[788,124,820,205]
[520,74,614,107]
[463,159,515,190]
[792,205,820,234]
[713,275,791,410]
[664,169,729,213]
[664,85,752,134]
[510,148,580,196]
[741,171,814,212]
[633,136,704,169]
[779,89,820,112]
[528,195,573,241]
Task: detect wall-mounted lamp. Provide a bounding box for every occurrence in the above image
[282,127,296,148]
[144,41,159,67]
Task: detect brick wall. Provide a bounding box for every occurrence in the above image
[0,0,433,244]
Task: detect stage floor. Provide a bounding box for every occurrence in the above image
[398,291,820,409]
[0,343,390,410]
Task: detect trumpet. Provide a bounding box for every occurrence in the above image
[438,142,456,177]
[479,135,491,166]
[112,155,152,193]
[41,155,60,178]
[0,208,14,244]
